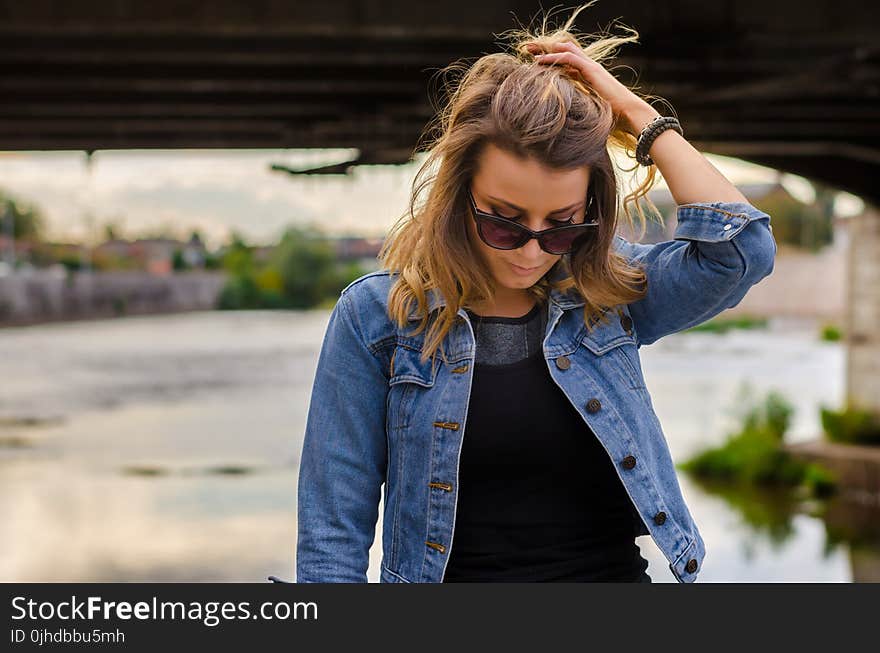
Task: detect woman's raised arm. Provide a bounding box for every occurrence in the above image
[532,40,776,345]
[531,40,749,205]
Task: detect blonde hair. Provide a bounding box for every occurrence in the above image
[378,1,666,365]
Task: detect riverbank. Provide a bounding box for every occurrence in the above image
[0,269,226,327]
[785,439,880,505]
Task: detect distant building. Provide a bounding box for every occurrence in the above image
[0,234,36,267]
[182,232,207,269]
[331,235,384,262]
[94,237,191,275]
[327,235,384,270]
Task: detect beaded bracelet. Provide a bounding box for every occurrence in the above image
[635,115,683,166]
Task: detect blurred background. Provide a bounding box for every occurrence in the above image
[1,0,879,582]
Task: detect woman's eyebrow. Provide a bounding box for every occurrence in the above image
[487,195,584,214]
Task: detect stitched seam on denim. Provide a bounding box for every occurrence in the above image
[613,307,643,388]
[640,450,689,546]
[576,326,643,388]
[385,375,409,569]
[610,346,646,390]
[390,376,433,387]
[581,334,636,356]
[420,409,438,581]
[391,406,405,567]
[622,305,642,348]
[381,563,412,583]
[396,384,414,429]
[437,312,477,584]
[393,337,424,352]
[385,433,398,570]
[367,334,397,358]
[671,537,697,569]
[340,293,384,369]
[677,204,753,220]
[675,220,743,244]
[388,351,435,388]
[389,379,411,567]
[730,227,750,284]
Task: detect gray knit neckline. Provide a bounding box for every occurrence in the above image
[465,300,542,324]
[467,300,548,367]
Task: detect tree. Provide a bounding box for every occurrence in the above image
[272,226,340,308]
[172,248,187,271]
[0,190,45,241]
[753,184,834,252]
[103,222,120,242]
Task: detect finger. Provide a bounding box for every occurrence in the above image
[539,51,602,76]
[550,41,584,58]
[557,41,582,53]
[535,52,576,65]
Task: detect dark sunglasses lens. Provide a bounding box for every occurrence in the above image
[479,218,524,249]
[540,228,588,254]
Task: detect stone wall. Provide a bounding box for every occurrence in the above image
[0,269,227,326]
[721,239,846,323]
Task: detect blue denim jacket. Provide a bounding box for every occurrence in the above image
[296,201,776,583]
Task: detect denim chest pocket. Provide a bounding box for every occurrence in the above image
[577,310,647,391]
[388,343,437,387]
[386,344,437,430]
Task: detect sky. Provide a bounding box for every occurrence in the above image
[0,148,865,251]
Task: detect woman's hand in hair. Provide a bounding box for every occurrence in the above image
[526,41,659,138]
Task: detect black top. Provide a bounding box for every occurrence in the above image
[442,300,649,582]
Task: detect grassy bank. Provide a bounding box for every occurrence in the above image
[678,389,837,498]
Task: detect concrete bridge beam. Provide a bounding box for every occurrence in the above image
[846,206,880,416]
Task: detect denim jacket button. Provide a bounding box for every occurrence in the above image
[685,558,698,573]
[620,314,633,332]
[555,355,571,370]
[585,398,602,413]
[653,511,667,525]
[621,455,637,470]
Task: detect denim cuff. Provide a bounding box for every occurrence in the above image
[673,202,771,243]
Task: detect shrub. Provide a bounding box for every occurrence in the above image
[820,404,880,445]
[819,324,842,342]
[685,315,768,334]
[679,390,837,496]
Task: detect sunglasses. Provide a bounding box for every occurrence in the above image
[466,188,599,255]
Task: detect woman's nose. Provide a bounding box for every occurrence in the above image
[520,236,544,258]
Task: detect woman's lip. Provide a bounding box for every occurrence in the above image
[509,262,541,275]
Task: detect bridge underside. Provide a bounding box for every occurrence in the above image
[2,1,880,417]
[1,0,878,203]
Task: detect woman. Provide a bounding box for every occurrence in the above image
[294,5,776,583]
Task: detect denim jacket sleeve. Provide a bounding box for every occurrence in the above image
[296,290,387,582]
[614,201,776,346]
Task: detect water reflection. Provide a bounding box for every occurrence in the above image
[0,310,876,582]
[686,477,803,548]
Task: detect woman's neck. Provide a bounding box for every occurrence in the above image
[468,292,537,319]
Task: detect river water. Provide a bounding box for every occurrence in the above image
[1,310,877,582]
